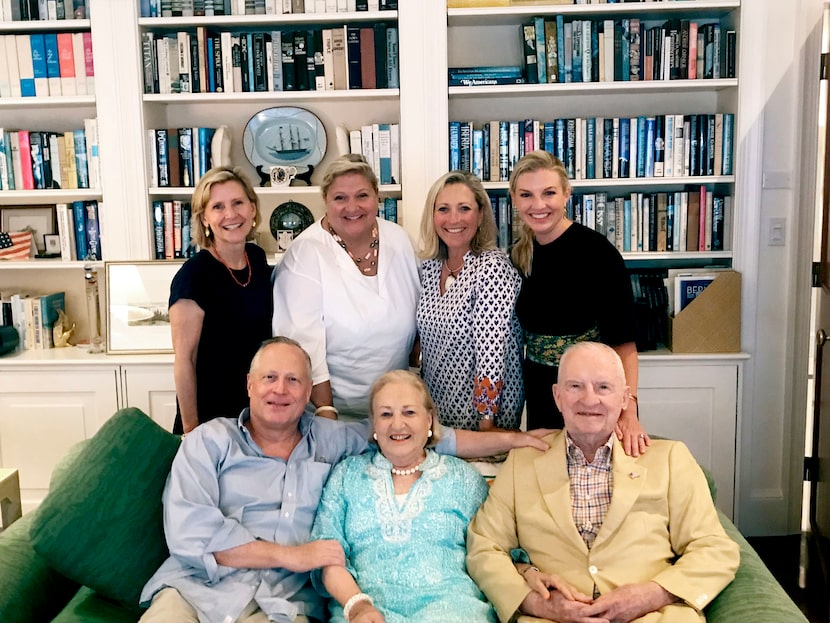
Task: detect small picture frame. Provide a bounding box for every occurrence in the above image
[1,205,55,254]
[105,261,184,354]
[43,234,62,255]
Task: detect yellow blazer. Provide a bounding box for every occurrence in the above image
[467,433,740,623]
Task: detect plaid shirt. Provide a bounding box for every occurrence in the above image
[567,434,615,550]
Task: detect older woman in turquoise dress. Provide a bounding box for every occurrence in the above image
[310,370,496,623]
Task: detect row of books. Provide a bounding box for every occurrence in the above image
[487,188,731,255]
[448,1,687,7]
[377,196,397,223]
[0,0,87,21]
[151,199,196,259]
[0,124,98,191]
[0,120,99,191]
[56,200,102,261]
[142,24,399,94]
[449,113,734,183]
[568,189,732,253]
[0,32,95,98]
[147,127,217,188]
[519,16,735,85]
[140,0,397,17]
[629,269,669,352]
[0,290,66,352]
[345,122,400,185]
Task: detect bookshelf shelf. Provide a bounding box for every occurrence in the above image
[0,259,102,270]
[0,19,91,33]
[481,176,735,193]
[147,184,401,199]
[137,10,397,28]
[449,79,738,99]
[0,189,103,204]
[0,96,96,109]
[142,89,399,104]
[448,1,740,27]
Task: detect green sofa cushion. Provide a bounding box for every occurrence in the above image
[30,408,181,608]
[52,587,143,623]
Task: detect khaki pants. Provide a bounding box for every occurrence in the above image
[139,587,315,623]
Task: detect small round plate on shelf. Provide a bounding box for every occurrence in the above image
[243,107,327,170]
[269,200,315,252]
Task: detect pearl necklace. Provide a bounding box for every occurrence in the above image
[444,259,464,291]
[327,221,379,274]
[212,247,251,287]
[390,459,426,476]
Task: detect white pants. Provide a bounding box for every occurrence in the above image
[139,587,315,623]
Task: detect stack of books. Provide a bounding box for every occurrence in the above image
[140,0,397,17]
[0,290,66,351]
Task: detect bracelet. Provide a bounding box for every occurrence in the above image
[343,592,373,621]
[314,405,339,417]
[521,565,540,578]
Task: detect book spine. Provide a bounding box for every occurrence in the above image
[71,200,87,260]
[346,25,361,89]
[84,200,100,260]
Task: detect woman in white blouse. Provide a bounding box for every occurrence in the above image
[272,155,420,420]
[417,170,524,431]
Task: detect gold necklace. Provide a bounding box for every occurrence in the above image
[327,221,379,274]
[212,246,252,287]
[444,259,464,290]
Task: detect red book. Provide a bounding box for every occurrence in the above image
[17,130,35,190]
[82,32,95,94]
[56,32,76,96]
[359,27,376,89]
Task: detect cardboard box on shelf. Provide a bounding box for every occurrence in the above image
[666,269,741,353]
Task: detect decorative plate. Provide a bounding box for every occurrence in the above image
[270,200,315,250]
[243,107,327,169]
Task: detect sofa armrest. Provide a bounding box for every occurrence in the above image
[0,513,81,623]
[705,510,808,623]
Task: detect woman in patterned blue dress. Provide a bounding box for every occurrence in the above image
[416,171,524,431]
[310,370,496,623]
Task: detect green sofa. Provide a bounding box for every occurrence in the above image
[0,408,810,623]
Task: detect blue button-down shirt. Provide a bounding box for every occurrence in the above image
[140,409,456,623]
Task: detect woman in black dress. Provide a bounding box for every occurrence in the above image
[510,151,648,456]
[169,166,272,434]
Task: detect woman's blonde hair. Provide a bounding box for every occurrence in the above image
[418,170,498,260]
[190,166,261,249]
[368,369,442,448]
[320,153,379,199]
[508,151,571,276]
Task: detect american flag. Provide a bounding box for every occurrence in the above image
[0,231,33,260]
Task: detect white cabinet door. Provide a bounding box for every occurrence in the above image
[0,366,119,512]
[638,359,741,519]
[119,364,177,433]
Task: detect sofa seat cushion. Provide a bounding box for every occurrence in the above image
[52,587,143,623]
[30,408,181,608]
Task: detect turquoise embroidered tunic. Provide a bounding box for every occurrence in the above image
[310,450,496,623]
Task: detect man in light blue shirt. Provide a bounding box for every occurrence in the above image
[140,336,547,623]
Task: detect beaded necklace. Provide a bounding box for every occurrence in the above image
[327,220,379,274]
[390,458,426,476]
[212,246,251,288]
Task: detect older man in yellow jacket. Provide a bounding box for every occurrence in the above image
[467,341,739,623]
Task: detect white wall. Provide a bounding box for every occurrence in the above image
[735,0,824,536]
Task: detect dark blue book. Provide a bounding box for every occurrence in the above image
[619,117,630,177]
[72,200,88,261]
[346,25,362,89]
[543,122,555,155]
[636,115,647,177]
[585,117,596,179]
[84,201,101,261]
[556,15,566,83]
[152,200,165,259]
[448,121,461,170]
[449,66,524,78]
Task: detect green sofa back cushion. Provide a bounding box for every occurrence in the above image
[30,408,181,607]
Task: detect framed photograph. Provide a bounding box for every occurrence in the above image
[44,234,62,255]
[1,206,55,254]
[105,261,184,354]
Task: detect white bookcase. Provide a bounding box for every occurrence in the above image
[0,0,749,519]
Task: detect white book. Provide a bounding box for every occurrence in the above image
[282,0,291,12]
[679,191,688,251]
[360,124,373,171]
[177,31,191,93]
[56,203,77,261]
[84,118,100,189]
[641,195,650,252]
[581,20,591,83]
[325,0,337,11]
[191,127,201,184]
[47,0,56,19]
[322,29,334,90]
[347,0,355,10]
[72,32,87,95]
[664,115,674,177]
[220,31,233,93]
[156,38,170,94]
[683,119,691,176]
[48,132,62,188]
[0,129,8,190]
[583,193,595,230]
[314,0,326,10]
[368,0,378,9]
[672,191,682,251]
[236,0,246,14]
[0,36,10,97]
[270,31,283,91]
[265,0,277,12]
[603,19,614,82]
[265,40,274,91]
[37,0,47,19]
[15,35,35,97]
[0,0,9,21]
[5,36,20,97]
[390,123,400,184]
[349,128,362,155]
[336,0,347,10]
[673,113,685,177]
[305,0,315,11]
[147,128,158,186]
